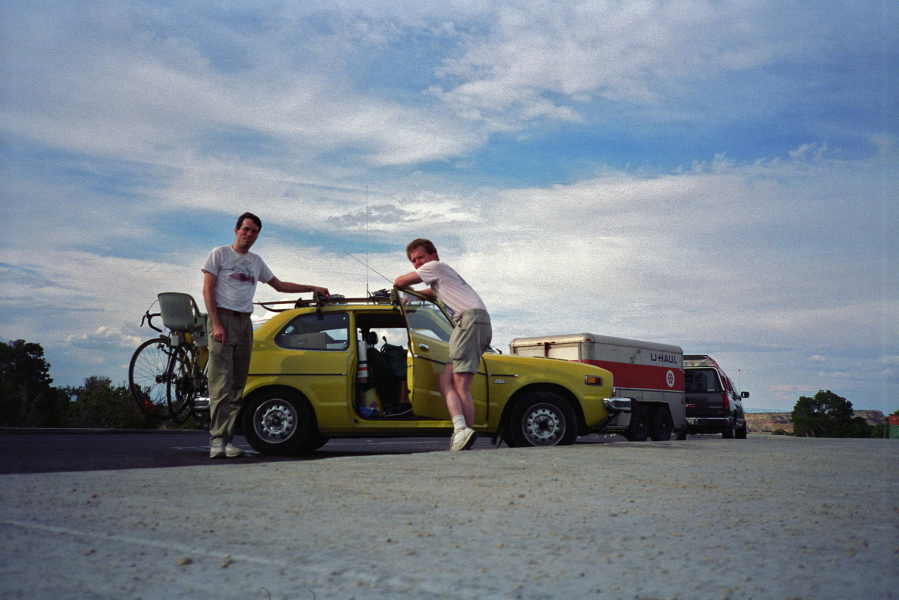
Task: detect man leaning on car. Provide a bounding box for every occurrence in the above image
[394,238,492,452]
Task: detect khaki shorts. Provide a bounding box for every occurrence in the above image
[449,309,492,374]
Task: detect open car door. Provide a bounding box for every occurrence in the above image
[397,290,488,425]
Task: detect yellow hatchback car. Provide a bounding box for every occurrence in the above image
[238,290,616,455]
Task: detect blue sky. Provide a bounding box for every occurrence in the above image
[1,0,896,413]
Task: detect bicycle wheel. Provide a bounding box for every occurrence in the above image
[166,344,201,423]
[129,338,178,419]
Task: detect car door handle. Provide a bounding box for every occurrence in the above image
[418,343,430,351]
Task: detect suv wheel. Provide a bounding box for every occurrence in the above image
[722,420,735,439]
[735,415,748,439]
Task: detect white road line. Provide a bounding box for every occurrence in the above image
[0,519,288,567]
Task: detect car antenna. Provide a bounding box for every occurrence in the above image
[365,187,370,295]
[343,251,393,287]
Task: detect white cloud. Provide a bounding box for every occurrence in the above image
[431,0,786,122]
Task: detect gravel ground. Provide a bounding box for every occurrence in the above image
[1,435,897,600]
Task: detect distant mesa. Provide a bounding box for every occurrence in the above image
[746,410,886,434]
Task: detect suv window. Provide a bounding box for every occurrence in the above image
[685,368,721,393]
[276,312,350,351]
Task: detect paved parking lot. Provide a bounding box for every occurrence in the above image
[1,433,896,600]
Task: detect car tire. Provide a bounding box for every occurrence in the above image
[506,391,578,447]
[242,388,314,455]
[624,405,649,441]
[648,407,674,441]
[296,431,330,453]
[722,419,735,439]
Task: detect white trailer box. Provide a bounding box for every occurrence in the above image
[510,333,685,440]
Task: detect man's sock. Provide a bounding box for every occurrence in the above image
[452,414,467,431]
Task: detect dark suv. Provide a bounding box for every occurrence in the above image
[683,355,748,439]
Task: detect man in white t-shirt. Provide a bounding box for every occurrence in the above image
[394,238,492,451]
[201,212,329,459]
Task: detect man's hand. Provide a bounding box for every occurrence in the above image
[211,321,227,345]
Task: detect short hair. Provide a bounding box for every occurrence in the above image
[406,238,438,260]
[236,212,262,231]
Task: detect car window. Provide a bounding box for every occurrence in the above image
[276,312,350,351]
[403,300,454,342]
[685,368,722,393]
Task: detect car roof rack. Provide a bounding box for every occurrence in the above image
[255,289,398,313]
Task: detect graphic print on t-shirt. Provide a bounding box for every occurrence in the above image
[228,259,256,285]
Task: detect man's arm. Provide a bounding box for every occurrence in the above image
[202,271,227,344]
[394,271,435,301]
[267,276,329,297]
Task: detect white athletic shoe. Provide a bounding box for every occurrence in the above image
[449,427,477,451]
[224,443,244,458]
[210,440,226,459]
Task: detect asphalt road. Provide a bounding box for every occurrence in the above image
[0,430,470,474]
[1,432,896,600]
[0,429,622,474]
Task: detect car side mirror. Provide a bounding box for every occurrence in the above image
[741,391,749,398]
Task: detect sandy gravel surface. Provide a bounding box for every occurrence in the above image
[1,435,896,600]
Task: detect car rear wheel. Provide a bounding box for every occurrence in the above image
[506,392,578,447]
[242,389,314,455]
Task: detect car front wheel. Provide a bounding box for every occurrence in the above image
[506,391,578,447]
[242,389,313,455]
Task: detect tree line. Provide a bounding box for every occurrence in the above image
[790,389,894,438]
[0,339,158,429]
[1,338,895,436]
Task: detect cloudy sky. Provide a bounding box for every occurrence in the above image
[1,0,896,413]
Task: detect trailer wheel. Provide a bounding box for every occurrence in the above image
[506,392,578,447]
[648,407,674,441]
[624,405,649,441]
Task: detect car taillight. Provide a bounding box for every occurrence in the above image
[722,392,730,411]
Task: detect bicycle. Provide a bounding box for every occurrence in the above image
[128,292,210,425]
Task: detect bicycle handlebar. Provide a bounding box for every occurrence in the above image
[141,310,163,333]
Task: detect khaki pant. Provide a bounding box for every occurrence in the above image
[208,312,254,442]
[449,309,492,374]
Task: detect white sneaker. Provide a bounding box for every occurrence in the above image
[210,440,226,459]
[224,443,244,458]
[449,427,477,451]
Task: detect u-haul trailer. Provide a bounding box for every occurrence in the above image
[510,333,685,441]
